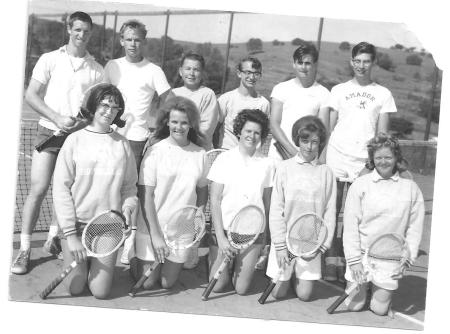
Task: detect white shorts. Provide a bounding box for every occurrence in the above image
[344,258,399,291]
[135,232,189,264]
[265,245,322,281]
[326,144,366,182]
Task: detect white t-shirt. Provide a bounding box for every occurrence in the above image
[137,138,208,234]
[328,79,397,158]
[207,147,275,230]
[269,78,330,159]
[104,57,171,141]
[172,86,219,151]
[218,88,270,149]
[31,46,104,131]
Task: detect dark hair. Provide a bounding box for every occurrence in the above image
[291,116,327,154]
[237,56,262,72]
[352,42,377,61]
[119,19,147,38]
[153,96,203,146]
[365,133,408,173]
[232,109,269,142]
[180,52,205,70]
[68,11,93,28]
[83,83,126,128]
[293,42,319,63]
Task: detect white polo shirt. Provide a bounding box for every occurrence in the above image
[328,79,397,159]
[31,45,104,131]
[207,147,275,230]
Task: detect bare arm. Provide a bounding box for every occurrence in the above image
[377,113,390,134]
[262,187,272,245]
[196,185,208,213]
[157,89,175,108]
[270,98,297,156]
[329,108,338,134]
[318,106,330,134]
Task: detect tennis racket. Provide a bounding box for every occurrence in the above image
[258,212,328,304]
[204,149,227,223]
[128,205,206,297]
[35,107,92,152]
[202,205,265,301]
[326,232,410,314]
[39,210,127,299]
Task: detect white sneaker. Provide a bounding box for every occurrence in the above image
[183,244,200,269]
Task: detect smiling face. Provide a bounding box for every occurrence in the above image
[67,20,92,49]
[179,58,203,90]
[93,96,121,130]
[351,52,374,80]
[293,54,317,87]
[168,109,191,144]
[298,132,320,162]
[238,121,262,150]
[237,61,262,90]
[120,27,145,62]
[373,146,397,179]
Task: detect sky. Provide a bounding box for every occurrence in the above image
[1,1,450,334]
[27,0,425,50]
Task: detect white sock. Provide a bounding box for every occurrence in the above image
[47,225,59,239]
[20,234,31,251]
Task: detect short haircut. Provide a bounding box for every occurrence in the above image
[120,19,147,38]
[83,83,126,128]
[293,42,319,63]
[291,115,327,154]
[180,52,206,70]
[352,42,377,61]
[68,11,93,28]
[233,109,269,142]
[153,96,203,146]
[237,56,262,72]
[365,133,408,173]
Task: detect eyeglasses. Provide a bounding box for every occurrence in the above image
[240,70,262,78]
[99,103,122,113]
[351,59,373,67]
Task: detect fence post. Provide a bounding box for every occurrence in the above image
[317,17,324,53]
[424,66,439,141]
[111,11,119,60]
[100,11,107,55]
[61,13,67,45]
[221,12,234,94]
[161,10,171,70]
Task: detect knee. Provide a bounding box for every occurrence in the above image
[370,299,390,316]
[92,288,111,300]
[297,290,312,302]
[234,283,250,296]
[160,277,176,290]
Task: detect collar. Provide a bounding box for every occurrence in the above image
[294,154,318,166]
[371,169,400,182]
[59,45,94,61]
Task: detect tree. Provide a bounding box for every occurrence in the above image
[376,52,395,72]
[246,38,263,53]
[406,54,423,66]
[392,43,404,50]
[272,39,282,46]
[291,37,305,46]
[339,41,351,51]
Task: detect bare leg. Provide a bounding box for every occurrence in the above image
[233,244,262,295]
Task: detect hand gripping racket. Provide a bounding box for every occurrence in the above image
[258,212,328,304]
[39,210,127,299]
[35,107,92,152]
[202,205,265,301]
[326,232,410,314]
[129,205,206,297]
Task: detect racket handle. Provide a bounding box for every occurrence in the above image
[128,262,159,297]
[202,258,229,301]
[258,281,276,304]
[327,284,358,314]
[40,261,77,299]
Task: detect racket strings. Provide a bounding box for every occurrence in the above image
[368,235,406,261]
[228,207,264,248]
[83,214,124,255]
[165,209,205,248]
[288,216,324,255]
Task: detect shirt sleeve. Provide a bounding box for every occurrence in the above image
[121,140,138,212]
[322,167,337,252]
[217,94,227,124]
[31,52,52,85]
[270,82,284,102]
[103,61,112,83]
[269,164,287,251]
[52,135,78,237]
[207,152,227,184]
[343,180,364,266]
[404,182,425,263]
[198,90,220,146]
[380,90,397,114]
[196,150,208,188]
[139,145,158,187]
[326,86,340,111]
[151,65,171,95]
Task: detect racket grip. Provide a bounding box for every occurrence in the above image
[202,259,229,301]
[40,261,77,299]
[258,281,276,304]
[128,262,159,297]
[326,292,349,314]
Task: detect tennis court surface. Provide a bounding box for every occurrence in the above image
[8,172,432,331]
